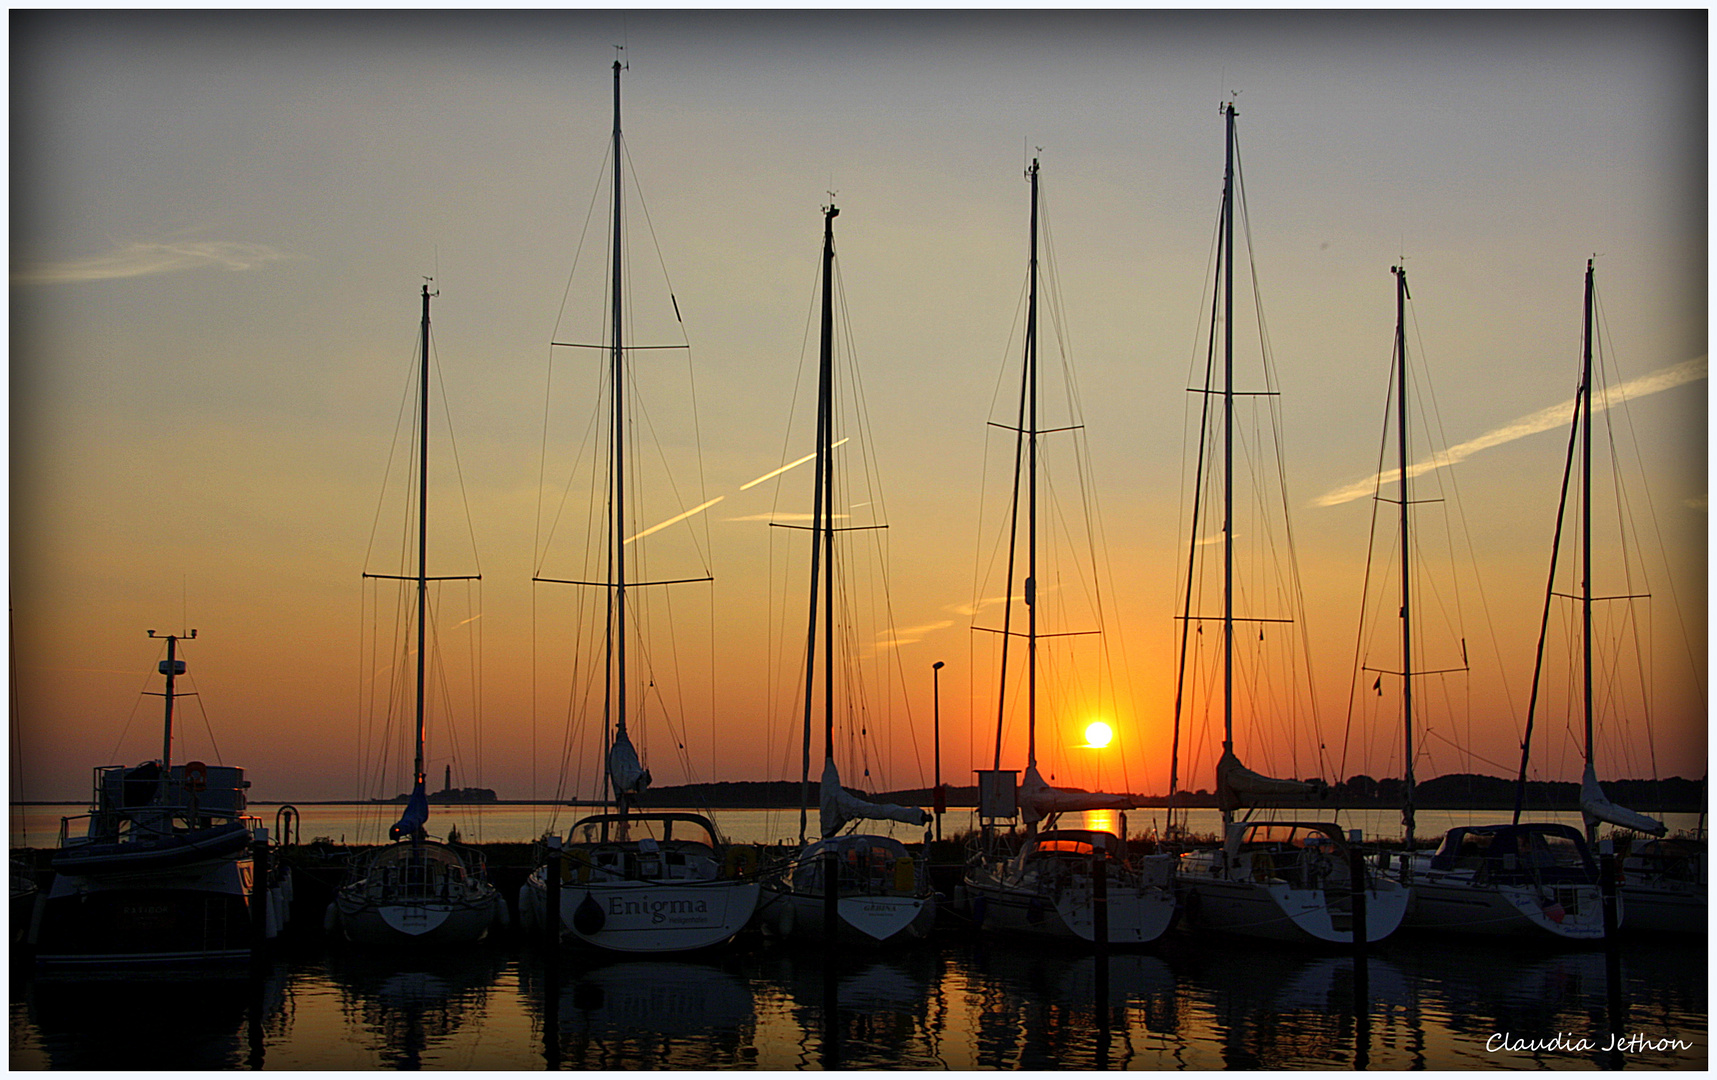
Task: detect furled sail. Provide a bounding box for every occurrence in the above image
[819,759,928,839]
[608,730,652,800]
[1216,748,1313,813]
[389,777,429,840]
[1580,763,1666,836]
[1017,764,1136,825]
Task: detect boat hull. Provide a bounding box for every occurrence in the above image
[1400,872,1607,941]
[758,888,935,944]
[966,877,1177,945]
[1617,879,1704,934]
[520,870,759,954]
[329,893,504,946]
[33,854,291,966]
[1177,871,1409,945]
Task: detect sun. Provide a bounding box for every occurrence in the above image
[1084,721,1114,749]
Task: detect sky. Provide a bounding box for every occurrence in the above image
[10,10,1707,807]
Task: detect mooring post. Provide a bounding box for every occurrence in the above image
[250,828,270,962]
[1600,848,1624,1064]
[1349,843,1371,1069]
[546,837,563,950]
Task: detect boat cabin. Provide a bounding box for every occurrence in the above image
[1427,823,1598,885]
[788,834,920,896]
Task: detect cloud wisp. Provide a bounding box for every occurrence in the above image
[12,241,287,285]
[1314,356,1708,508]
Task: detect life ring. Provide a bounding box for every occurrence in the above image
[185,761,209,792]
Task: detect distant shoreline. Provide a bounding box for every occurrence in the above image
[11,771,1705,814]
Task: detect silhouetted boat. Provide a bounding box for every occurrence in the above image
[33,631,293,966]
[517,59,758,953]
[962,157,1176,946]
[755,203,935,946]
[1172,104,1407,945]
[327,283,505,947]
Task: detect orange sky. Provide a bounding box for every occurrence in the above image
[10,12,1705,806]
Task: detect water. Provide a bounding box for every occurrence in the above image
[9,930,1705,1069]
[12,803,1705,1069]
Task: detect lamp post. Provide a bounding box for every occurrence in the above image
[932,661,945,842]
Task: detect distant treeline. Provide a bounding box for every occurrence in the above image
[626,773,1705,813]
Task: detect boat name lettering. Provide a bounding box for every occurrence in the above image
[606,895,712,924]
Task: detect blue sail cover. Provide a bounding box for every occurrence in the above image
[389,779,429,840]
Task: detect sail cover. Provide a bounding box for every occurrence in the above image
[1580,763,1666,836]
[1017,764,1136,825]
[1216,748,1313,813]
[389,777,429,840]
[608,730,653,800]
[819,759,928,839]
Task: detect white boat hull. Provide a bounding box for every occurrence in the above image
[1178,872,1409,945]
[330,893,504,946]
[1618,878,1705,934]
[521,871,759,954]
[967,877,1177,945]
[759,888,935,944]
[1177,834,1409,945]
[1401,871,1607,940]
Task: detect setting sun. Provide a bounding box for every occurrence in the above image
[1084,721,1113,749]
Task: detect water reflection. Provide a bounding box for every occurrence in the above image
[323,948,508,1069]
[20,965,287,1070]
[9,932,1705,1069]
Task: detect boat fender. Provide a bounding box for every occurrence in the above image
[323,902,339,936]
[971,894,987,927]
[1184,888,1203,926]
[893,856,915,895]
[1026,899,1045,926]
[572,891,605,936]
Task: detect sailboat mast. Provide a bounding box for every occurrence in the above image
[821,205,839,772]
[414,283,433,802]
[1393,266,1416,851]
[1026,158,1040,773]
[1580,258,1595,831]
[798,203,838,843]
[608,57,627,817]
[1221,104,1236,806]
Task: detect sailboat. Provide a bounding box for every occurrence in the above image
[33,631,293,965]
[755,203,935,945]
[1171,104,1408,945]
[327,283,506,947]
[961,158,1178,946]
[1530,259,1697,935]
[1400,261,1622,942]
[516,60,759,954]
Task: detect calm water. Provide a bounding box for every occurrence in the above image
[9,930,1705,1069]
[11,803,1706,1069]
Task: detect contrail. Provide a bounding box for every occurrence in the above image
[12,240,286,285]
[739,438,848,490]
[1314,355,1707,508]
[625,497,725,545]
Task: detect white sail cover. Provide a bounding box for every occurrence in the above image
[819,759,928,839]
[1017,764,1136,825]
[608,729,652,799]
[1580,763,1666,836]
[1216,748,1312,813]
